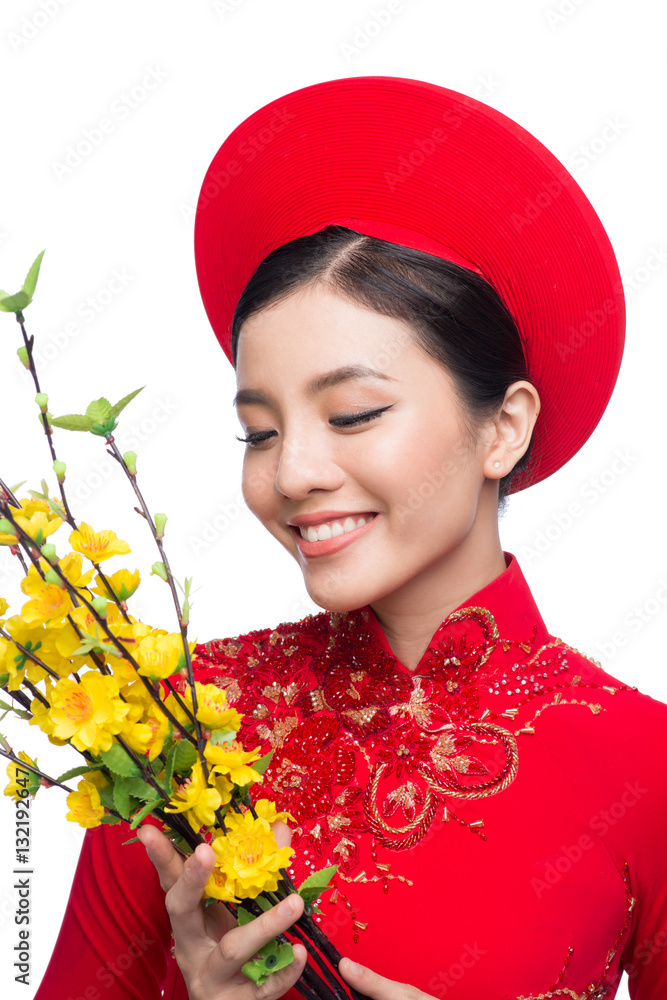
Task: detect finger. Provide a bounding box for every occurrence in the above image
[209,893,305,982]
[160,842,219,961]
[339,957,427,1000]
[271,820,292,849]
[137,824,190,893]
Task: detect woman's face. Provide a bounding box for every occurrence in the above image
[234,282,509,613]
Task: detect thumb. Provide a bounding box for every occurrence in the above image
[271,819,292,849]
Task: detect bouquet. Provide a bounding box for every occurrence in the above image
[0,252,365,1000]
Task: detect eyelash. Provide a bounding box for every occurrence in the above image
[235,405,393,447]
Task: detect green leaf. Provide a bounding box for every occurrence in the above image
[90,418,118,437]
[0,698,30,721]
[122,835,142,845]
[100,813,122,825]
[97,782,115,810]
[109,387,144,418]
[297,864,339,903]
[237,906,256,927]
[46,497,67,520]
[129,797,162,829]
[162,742,178,792]
[113,779,131,819]
[50,413,95,432]
[85,397,113,423]
[172,740,198,774]
[56,763,105,783]
[209,728,237,747]
[251,750,274,776]
[121,775,157,801]
[99,743,141,778]
[241,941,295,985]
[22,250,45,300]
[0,290,30,313]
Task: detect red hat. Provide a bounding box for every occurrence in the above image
[194,75,625,494]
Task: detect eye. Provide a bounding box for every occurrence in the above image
[235,405,393,447]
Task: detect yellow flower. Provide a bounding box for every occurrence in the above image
[14,511,62,546]
[0,597,9,625]
[136,632,194,681]
[92,568,141,603]
[3,617,77,687]
[28,681,68,746]
[207,811,294,901]
[204,741,264,788]
[164,760,233,833]
[253,799,296,825]
[4,751,40,801]
[184,682,243,732]
[120,701,171,762]
[20,564,72,626]
[69,523,131,563]
[0,498,64,546]
[203,866,239,903]
[51,552,95,591]
[66,778,105,828]
[46,672,130,753]
[54,602,124,660]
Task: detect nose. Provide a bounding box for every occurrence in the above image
[274,427,345,500]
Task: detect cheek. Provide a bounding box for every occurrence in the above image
[241,456,276,521]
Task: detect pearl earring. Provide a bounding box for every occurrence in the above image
[494,461,501,468]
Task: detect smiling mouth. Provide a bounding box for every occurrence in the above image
[289,513,377,542]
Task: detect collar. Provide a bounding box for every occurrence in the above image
[337,551,552,677]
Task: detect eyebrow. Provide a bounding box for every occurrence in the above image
[232,364,397,409]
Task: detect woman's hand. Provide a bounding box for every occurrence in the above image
[137,824,307,999]
[339,957,437,1000]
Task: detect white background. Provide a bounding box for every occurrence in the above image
[0,1,665,997]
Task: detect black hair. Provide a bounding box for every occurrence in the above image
[231,224,537,514]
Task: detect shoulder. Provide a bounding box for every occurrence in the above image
[536,635,667,785]
[192,609,332,678]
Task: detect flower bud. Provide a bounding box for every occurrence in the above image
[92,595,108,618]
[53,460,66,484]
[40,543,57,564]
[16,346,30,369]
[123,451,138,476]
[151,561,168,582]
[44,568,65,588]
[154,512,167,539]
[0,518,17,538]
[35,392,48,412]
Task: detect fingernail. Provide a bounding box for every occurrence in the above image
[280,894,298,915]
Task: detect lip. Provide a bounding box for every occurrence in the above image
[287,509,378,528]
[290,513,379,558]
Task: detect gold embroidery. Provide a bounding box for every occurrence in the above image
[516,862,635,999]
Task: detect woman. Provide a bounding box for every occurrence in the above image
[34,77,667,1000]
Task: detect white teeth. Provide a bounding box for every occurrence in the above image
[300,514,375,542]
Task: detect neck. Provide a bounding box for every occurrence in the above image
[368,530,508,672]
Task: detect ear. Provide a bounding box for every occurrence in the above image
[482,380,541,479]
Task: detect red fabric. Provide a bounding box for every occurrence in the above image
[35,552,667,999]
[193,76,626,493]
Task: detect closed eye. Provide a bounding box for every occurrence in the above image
[236,405,393,447]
